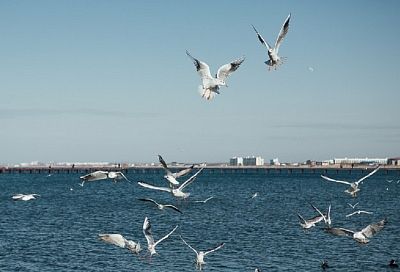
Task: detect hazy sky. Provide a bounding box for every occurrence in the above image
[0,0,399,164]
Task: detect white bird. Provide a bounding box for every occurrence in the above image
[321,167,380,197]
[98,233,141,254]
[311,204,332,227]
[180,235,224,271]
[346,210,373,218]
[158,155,194,186]
[186,51,245,100]
[251,192,259,199]
[297,213,325,229]
[138,167,204,199]
[347,202,359,209]
[194,196,214,203]
[79,170,131,185]
[138,198,182,214]
[142,217,178,256]
[252,13,291,70]
[12,194,40,201]
[324,219,387,244]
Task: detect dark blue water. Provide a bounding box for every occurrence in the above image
[0,170,399,271]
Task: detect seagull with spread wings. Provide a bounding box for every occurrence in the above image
[180,235,224,271]
[252,14,291,70]
[321,167,380,197]
[79,170,131,185]
[12,193,40,201]
[142,217,178,256]
[138,198,182,214]
[324,218,387,244]
[138,167,204,199]
[346,210,373,218]
[186,51,245,100]
[98,233,141,254]
[158,155,194,186]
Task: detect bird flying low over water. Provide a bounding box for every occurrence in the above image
[297,212,325,229]
[186,51,245,100]
[252,13,291,70]
[98,233,141,254]
[79,170,131,185]
[180,235,224,271]
[321,167,380,197]
[158,155,194,186]
[12,193,40,201]
[346,210,373,218]
[324,218,387,244]
[138,167,204,199]
[143,217,178,256]
[138,198,182,214]
[194,196,214,203]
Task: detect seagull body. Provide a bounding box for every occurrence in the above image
[98,233,141,254]
[138,167,204,199]
[297,213,325,229]
[346,210,373,218]
[324,219,387,244]
[138,198,182,214]
[251,192,259,199]
[180,236,224,271]
[321,167,380,197]
[12,194,40,201]
[80,170,130,185]
[158,155,194,186]
[143,217,178,256]
[186,51,245,100]
[348,202,359,209]
[252,14,291,70]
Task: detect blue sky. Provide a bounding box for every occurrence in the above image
[0,0,399,164]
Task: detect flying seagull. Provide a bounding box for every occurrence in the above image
[324,219,387,244]
[252,13,291,70]
[80,170,131,185]
[194,196,214,203]
[186,51,245,100]
[348,202,359,209]
[138,198,182,214]
[180,235,224,271]
[98,233,141,254]
[158,155,194,186]
[321,167,380,197]
[346,210,373,218]
[138,167,204,199]
[297,212,325,229]
[12,193,40,201]
[251,192,259,199]
[142,217,178,256]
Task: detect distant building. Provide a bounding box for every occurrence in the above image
[333,157,388,165]
[387,157,400,166]
[230,157,243,166]
[243,156,264,166]
[270,158,280,165]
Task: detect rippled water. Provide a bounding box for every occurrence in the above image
[0,170,399,271]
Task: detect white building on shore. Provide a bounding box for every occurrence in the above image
[333,157,388,165]
[230,156,264,166]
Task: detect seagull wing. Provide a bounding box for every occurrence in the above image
[98,234,127,248]
[274,13,291,52]
[179,167,204,190]
[180,236,198,254]
[137,182,172,193]
[355,167,380,185]
[311,204,327,222]
[174,165,194,178]
[138,198,159,206]
[297,213,306,224]
[186,51,212,79]
[216,57,245,81]
[251,24,271,50]
[143,217,155,247]
[325,227,354,237]
[360,219,387,238]
[164,204,183,214]
[12,194,25,200]
[153,225,178,248]
[321,175,352,186]
[115,172,131,182]
[346,211,357,218]
[204,242,224,256]
[80,171,109,181]
[360,210,373,215]
[158,155,172,175]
